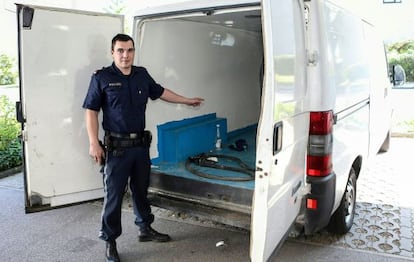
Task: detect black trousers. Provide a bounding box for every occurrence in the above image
[99,146,154,242]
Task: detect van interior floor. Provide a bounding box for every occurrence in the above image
[149,126,256,209]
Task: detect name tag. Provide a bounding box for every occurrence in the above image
[109,82,122,87]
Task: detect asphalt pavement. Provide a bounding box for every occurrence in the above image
[1,137,414,261]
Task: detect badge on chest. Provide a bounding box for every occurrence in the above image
[109,82,122,87]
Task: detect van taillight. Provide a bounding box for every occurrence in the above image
[307,111,333,177]
[307,198,318,209]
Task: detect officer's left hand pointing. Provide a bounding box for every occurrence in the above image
[160,89,204,107]
[186,97,204,107]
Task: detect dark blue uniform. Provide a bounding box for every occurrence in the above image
[83,63,164,242]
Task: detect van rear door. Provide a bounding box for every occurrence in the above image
[250,0,307,260]
[16,4,123,212]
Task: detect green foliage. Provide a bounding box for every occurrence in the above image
[103,0,126,14]
[0,138,22,171]
[0,54,18,85]
[387,40,414,55]
[394,119,414,135]
[387,40,414,82]
[103,0,131,34]
[403,120,414,133]
[0,95,22,171]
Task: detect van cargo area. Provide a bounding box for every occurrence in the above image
[137,6,263,228]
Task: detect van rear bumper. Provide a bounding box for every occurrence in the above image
[304,173,336,234]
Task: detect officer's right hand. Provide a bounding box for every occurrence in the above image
[89,142,105,165]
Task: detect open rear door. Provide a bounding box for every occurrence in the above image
[250,0,307,260]
[16,4,123,212]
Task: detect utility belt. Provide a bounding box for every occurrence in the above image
[104,131,152,151]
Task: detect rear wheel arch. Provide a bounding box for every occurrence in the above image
[351,156,363,179]
[379,131,391,153]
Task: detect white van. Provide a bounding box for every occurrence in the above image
[16,0,393,260]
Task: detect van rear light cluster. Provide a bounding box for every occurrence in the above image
[307,111,333,177]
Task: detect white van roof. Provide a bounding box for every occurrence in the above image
[133,0,260,17]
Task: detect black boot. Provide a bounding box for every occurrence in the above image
[139,226,171,242]
[105,240,120,262]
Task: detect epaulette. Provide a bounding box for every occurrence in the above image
[93,67,105,75]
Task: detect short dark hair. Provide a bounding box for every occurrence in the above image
[111,33,134,51]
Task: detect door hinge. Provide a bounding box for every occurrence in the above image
[16,101,25,123]
[22,6,35,30]
[21,130,28,142]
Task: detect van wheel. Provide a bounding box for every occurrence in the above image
[327,168,357,234]
[379,131,390,153]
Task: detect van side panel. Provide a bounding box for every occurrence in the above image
[321,1,370,210]
[303,0,372,233]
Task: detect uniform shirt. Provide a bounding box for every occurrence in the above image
[82,63,165,133]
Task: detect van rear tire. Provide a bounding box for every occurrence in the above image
[327,168,357,234]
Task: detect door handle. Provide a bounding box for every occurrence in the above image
[273,121,283,155]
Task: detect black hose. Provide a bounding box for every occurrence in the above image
[185,153,255,181]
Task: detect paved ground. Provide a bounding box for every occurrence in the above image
[1,137,414,261]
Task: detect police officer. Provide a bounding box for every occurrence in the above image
[83,33,204,262]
